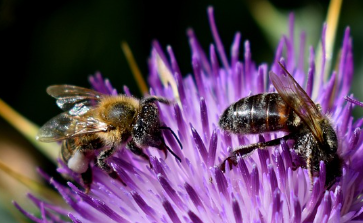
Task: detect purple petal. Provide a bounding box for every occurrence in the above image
[272,38,284,72]
[321,71,336,112]
[192,55,206,98]
[233,62,243,99]
[190,124,209,164]
[251,164,260,198]
[13,201,43,223]
[257,135,268,173]
[187,29,212,74]
[292,196,301,223]
[345,96,363,107]
[157,174,184,210]
[244,41,252,85]
[298,31,306,72]
[208,129,218,167]
[188,210,204,223]
[207,7,229,70]
[152,40,171,71]
[337,27,351,90]
[200,97,210,140]
[150,157,167,176]
[280,139,293,169]
[210,44,220,79]
[174,104,187,141]
[131,191,157,219]
[256,65,266,93]
[287,13,295,69]
[237,157,251,191]
[162,198,182,223]
[49,179,97,222]
[69,213,82,223]
[27,193,69,217]
[231,32,241,68]
[273,148,286,188]
[123,85,131,96]
[167,46,181,76]
[268,165,278,194]
[174,71,187,106]
[319,161,326,189]
[272,189,282,218]
[319,24,327,88]
[306,46,315,97]
[184,183,204,210]
[68,182,129,223]
[214,167,229,200]
[232,195,243,223]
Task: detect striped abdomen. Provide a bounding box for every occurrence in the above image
[61,135,103,163]
[219,93,296,134]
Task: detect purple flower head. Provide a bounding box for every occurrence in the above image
[16,7,363,223]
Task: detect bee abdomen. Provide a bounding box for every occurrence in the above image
[219,93,291,134]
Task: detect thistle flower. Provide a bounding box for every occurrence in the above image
[14,7,363,223]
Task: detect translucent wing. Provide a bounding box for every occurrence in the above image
[269,65,324,143]
[36,111,108,142]
[47,85,104,115]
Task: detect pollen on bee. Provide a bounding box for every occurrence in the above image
[67,150,89,173]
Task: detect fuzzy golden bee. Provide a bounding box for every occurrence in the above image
[36,85,182,192]
[219,63,342,188]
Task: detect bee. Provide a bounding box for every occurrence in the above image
[219,62,342,188]
[36,85,182,192]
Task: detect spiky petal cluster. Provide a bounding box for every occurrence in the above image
[15,7,363,223]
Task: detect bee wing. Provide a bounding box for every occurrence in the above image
[269,68,324,143]
[36,111,108,142]
[47,85,104,115]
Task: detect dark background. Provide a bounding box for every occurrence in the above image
[3,0,363,125]
[2,0,363,126]
[1,0,363,221]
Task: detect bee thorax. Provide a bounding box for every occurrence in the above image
[68,150,89,173]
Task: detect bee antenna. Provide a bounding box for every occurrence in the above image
[160,126,183,150]
[164,144,182,163]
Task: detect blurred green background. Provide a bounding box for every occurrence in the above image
[1,0,363,222]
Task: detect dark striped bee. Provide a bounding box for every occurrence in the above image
[219,63,342,188]
[36,85,182,192]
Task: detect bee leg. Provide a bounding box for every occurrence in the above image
[160,126,183,150]
[127,140,152,168]
[81,165,93,194]
[220,134,293,172]
[97,146,126,186]
[306,155,314,188]
[220,143,259,172]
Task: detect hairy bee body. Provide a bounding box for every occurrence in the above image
[219,64,342,188]
[37,85,182,192]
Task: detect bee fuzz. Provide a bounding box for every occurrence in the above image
[68,151,89,173]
